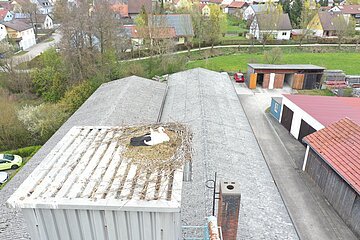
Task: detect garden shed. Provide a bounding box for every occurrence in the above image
[302,118,360,238]
[7,124,191,240]
[246,64,325,89]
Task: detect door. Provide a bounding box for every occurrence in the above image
[298,119,316,143]
[280,105,293,132]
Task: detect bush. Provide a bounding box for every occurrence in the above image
[264,48,283,64]
[17,103,69,143]
[3,145,41,158]
[59,81,98,114]
[0,94,32,151]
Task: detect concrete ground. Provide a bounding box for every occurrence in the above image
[237,82,358,240]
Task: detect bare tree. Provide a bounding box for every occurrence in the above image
[19,1,40,38]
[334,14,356,48]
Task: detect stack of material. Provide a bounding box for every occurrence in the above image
[323,70,347,89]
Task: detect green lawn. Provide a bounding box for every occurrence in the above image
[297,89,335,96]
[222,35,246,41]
[186,52,360,75]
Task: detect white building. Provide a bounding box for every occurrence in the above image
[3,20,36,50]
[250,13,292,40]
[0,24,8,41]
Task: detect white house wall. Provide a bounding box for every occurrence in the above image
[22,208,181,240]
[0,25,7,41]
[280,97,325,139]
[19,28,36,50]
[276,30,291,40]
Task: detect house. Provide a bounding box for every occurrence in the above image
[275,94,360,142]
[0,9,13,22]
[14,13,53,30]
[302,118,360,238]
[249,13,292,40]
[4,68,299,239]
[225,1,248,15]
[150,14,194,44]
[111,3,129,18]
[330,4,360,30]
[199,3,211,16]
[307,12,346,37]
[246,64,325,89]
[3,19,36,50]
[243,3,277,20]
[128,0,152,18]
[35,0,53,14]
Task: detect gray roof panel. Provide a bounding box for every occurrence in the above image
[151,14,194,36]
[160,68,298,239]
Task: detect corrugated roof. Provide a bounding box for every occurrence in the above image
[256,13,292,30]
[151,14,194,36]
[161,68,298,239]
[248,64,325,70]
[283,94,360,126]
[7,126,184,210]
[303,118,360,194]
[1,76,167,239]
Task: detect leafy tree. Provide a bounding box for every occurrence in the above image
[298,0,318,46]
[290,0,303,28]
[205,5,227,49]
[32,67,66,102]
[334,15,356,48]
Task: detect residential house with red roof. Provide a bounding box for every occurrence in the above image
[329,4,360,30]
[223,1,248,15]
[302,118,360,238]
[128,0,152,18]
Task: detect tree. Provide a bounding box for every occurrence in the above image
[290,0,303,28]
[19,1,40,38]
[334,14,356,48]
[263,48,283,64]
[298,0,318,46]
[190,2,206,50]
[205,4,227,49]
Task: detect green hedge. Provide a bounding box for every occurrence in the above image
[2,145,42,158]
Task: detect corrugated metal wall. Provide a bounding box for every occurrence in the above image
[306,149,360,238]
[22,208,181,240]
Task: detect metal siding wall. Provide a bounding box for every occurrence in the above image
[306,150,360,238]
[22,208,180,240]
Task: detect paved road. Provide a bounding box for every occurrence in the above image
[126,43,359,62]
[239,94,358,240]
[13,30,61,66]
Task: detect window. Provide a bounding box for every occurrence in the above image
[3,154,14,160]
[282,32,287,36]
[274,103,279,113]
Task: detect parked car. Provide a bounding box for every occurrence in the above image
[234,72,245,83]
[0,154,23,170]
[0,172,9,185]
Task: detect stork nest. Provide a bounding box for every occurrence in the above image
[119,123,192,171]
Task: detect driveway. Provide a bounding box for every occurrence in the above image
[238,89,358,240]
[13,30,61,66]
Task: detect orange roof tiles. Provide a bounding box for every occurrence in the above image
[303,118,360,194]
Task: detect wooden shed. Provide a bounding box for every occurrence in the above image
[246,64,325,89]
[302,118,360,238]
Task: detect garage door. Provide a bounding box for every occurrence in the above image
[280,105,293,132]
[298,119,316,143]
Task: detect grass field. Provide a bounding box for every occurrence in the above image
[186,52,360,75]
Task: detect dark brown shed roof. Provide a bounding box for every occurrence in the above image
[3,19,32,32]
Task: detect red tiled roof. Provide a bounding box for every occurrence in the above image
[128,0,152,14]
[228,1,247,8]
[0,9,8,20]
[337,5,360,14]
[111,3,128,17]
[124,25,176,39]
[283,94,360,126]
[303,118,360,194]
[210,0,223,3]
